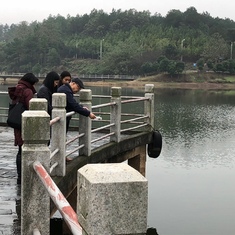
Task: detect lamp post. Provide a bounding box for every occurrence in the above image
[100,39,104,60]
[181,39,185,61]
[230,41,234,59]
[75,42,79,59]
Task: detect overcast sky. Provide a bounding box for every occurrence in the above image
[1,0,234,25]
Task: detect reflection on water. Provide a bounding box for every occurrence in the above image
[162,103,235,169]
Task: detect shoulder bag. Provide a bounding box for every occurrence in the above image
[7,102,26,129]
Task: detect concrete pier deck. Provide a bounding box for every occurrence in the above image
[0,126,20,235]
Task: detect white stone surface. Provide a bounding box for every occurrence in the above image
[77,163,148,235]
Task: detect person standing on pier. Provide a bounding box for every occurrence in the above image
[57,77,96,132]
[8,73,39,184]
[37,71,60,116]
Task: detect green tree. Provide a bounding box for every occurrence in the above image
[206,59,214,71]
[152,61,159,73]
[214,63,225,72]
[183,7,201,29]
[32,63,42,74]
[141,62,153,74]
[175,61,185,74]
[196,58,204,71]
[164,44,179,60]
[164,9,183,28]
[47,48,61,66]
[101,40,141,74]
[159,57,170,73]
[201,33,229,62]
[227,59,235,74]
[222,60,229,72]
[167,60,177,75]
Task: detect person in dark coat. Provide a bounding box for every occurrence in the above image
[8,73,39,184]
[57,77,96,132]
[37,71,60,116]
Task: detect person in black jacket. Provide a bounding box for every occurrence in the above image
[57,77,96,132]
[37,71,60,115]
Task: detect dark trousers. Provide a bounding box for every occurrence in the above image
[16,145,22,183]
[66,116,71,133]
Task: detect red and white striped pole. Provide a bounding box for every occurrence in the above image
[33,161,82,235]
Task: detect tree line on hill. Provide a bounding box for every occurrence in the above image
[1,7,235,76]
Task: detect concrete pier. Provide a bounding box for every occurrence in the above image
[0,126,20,235]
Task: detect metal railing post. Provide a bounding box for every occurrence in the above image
[110,87,121,142]
[21,110,50,235]
[145,84,154,131]
[79,89,92,156]
[50,93,66,176]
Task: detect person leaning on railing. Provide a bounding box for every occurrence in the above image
[37,71,60,116]
[57,77,96,133]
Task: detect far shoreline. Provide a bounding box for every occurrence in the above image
[2,77,235,90]
[85,80,235,90]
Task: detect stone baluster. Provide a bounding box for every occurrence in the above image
[145,84,155,131]
[50,93,67,176]
[79,89,92,156]
[110,87,121,143]
[21,110,50,235]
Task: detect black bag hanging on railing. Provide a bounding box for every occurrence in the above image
[7,102,26,129]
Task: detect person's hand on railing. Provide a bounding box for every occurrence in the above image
[89,112,96,119]
[83,106,96,119]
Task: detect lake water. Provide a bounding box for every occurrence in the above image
[148,88,235,235]
[1,84,235,234]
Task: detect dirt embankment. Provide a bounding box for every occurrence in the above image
[85,80,235,90]
[2,75,235,90]
[81,72,235,89]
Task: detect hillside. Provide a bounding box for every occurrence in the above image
[1,7,235,75]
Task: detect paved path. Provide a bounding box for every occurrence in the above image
[0,126,20,235]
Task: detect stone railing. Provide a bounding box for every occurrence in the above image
[20,84,154,234]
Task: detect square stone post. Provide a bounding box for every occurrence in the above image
[50,93,67,176]
[145,84,154,131]
[77,163,148,235]
[29,98,48,111]
[79,89,92,156]
[110,87,121,142]
[21,110,50,235]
